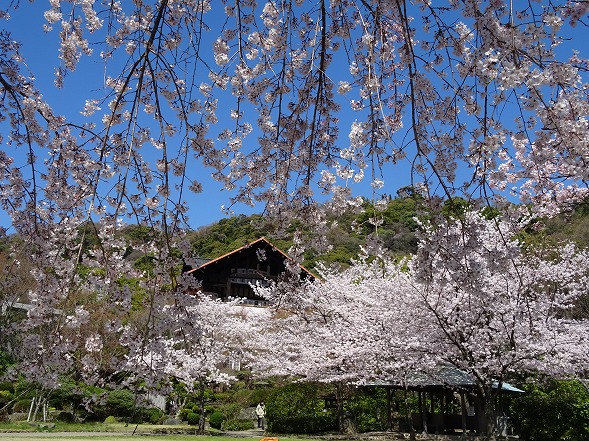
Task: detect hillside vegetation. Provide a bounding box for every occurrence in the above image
[3,196,589,275]
[187,197,589,271]
[186,196,424,270]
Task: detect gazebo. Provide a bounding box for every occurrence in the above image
[366,365,523,436]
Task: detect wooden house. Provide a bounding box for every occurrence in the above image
[185,237,315,306]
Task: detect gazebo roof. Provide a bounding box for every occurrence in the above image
[365,365,524,393]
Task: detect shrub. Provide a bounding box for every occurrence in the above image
[269,414,338,434]
[573,400,589,441]
[346,388,389,432]
[222,418,255,431]
[266,383,325,421]
[142,407,164,425]
[0,382,14,394]
[12,398,33,413]
[105,389,136,418]
[56,411,75,423]
[81,411,103,423]
[208,411,226,429]
[178,402,201,421]
[186,411,200,426]
[266,382,331,434]
[510,379,589,441]
[104,415,118,424]
[216,402,241,420]
[178,407,190,421]
[0,390,12,408]
[0,352,13,376]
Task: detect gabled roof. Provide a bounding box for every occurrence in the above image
[185,236,316,279]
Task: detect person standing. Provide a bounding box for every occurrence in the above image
[255,401,266,429]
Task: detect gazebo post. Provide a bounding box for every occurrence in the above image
[420,390,428,433]
[403,383,416,441]
[386,387,392,432]
[460,391,467,435]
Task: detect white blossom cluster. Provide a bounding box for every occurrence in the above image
[250,212,589,425]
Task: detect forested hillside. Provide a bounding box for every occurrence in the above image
[186,195,424,270]
[2,196,589,276]
[186,197,589,270]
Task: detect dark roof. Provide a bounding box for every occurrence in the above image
[408,365,475,388]
[185,236,316,279]
[192,257,212,267]
[366,365,523,393]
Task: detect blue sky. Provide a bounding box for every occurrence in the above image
[1,3,243,230]
[2,1,413,232]
[2,2,588,233]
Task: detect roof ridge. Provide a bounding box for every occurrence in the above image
[184,236,316,279]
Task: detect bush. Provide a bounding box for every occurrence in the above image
[208,411,226,429]
[266,383,325,421]
[0,382,14,394]
[269,414,338,434]
[0,352,13,376]
[346,388,389,432]
[104,415,118,424]
[186,411,200,426]
[573,400,589,441]
[222,418,255,431]
[178,402,201,421]
[56,411,75,423]
[142,407,164,425]
[105,389,136,418]
[216,402,241,420]
[12,398,33,413]
[0,390,12,409]
[50,378,103,413]
[266,383,331,434]
[78,411,99,422]
[510,379,589,441]
[178,407,190,421]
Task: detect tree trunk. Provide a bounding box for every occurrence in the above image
[336,383,345,434]
[197,382,206,435]
[386,387,392,432]
[460,392,467,435]
[477,387,497,437]
[27,397,35,422]
[31,396,44,422]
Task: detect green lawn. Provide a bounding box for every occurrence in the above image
[0,423,320,441]
[0,432,318,441]
[0,436,299,441]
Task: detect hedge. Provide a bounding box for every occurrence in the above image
[222,418,256,431]
[269,414,338,434]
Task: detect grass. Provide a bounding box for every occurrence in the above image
[0,420,213,432]
[0,422,322,441]
[0,433,320,441]
[0,436,317,441]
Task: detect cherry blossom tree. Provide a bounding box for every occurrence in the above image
[1,0,589,416]
[409,210,589,433]
[251,210,589,435]
[249,254,437,432]
[2,1,589,236]
[123,290,251,433]
[250,253,427,382]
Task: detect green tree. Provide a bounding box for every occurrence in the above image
[510,379,589,441]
